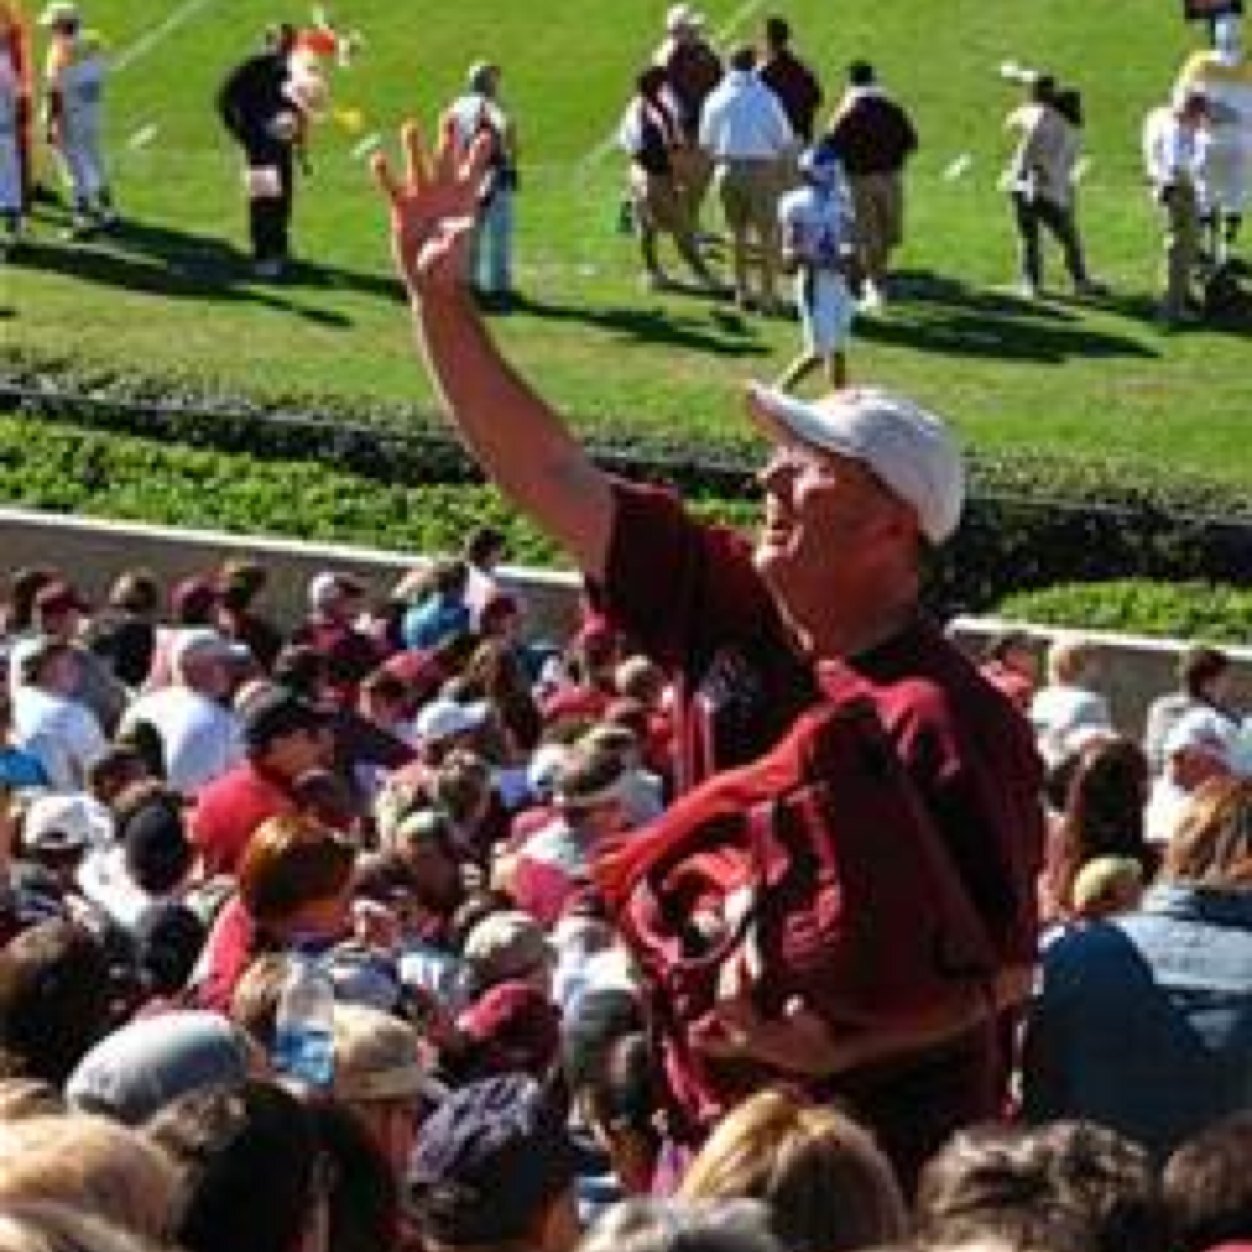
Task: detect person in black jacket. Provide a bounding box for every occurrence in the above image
[216,24,299,278]
[826,61,918,309]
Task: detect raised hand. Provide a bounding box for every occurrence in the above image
[372,116,491,297]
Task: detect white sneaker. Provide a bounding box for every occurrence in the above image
[859,280,884,311]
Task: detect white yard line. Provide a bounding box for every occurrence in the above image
[576,0,770,172]
[112,0,221,74]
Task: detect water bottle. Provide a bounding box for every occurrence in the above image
[273,945,336,1091]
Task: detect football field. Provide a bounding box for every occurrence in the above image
[3,0,1250,486]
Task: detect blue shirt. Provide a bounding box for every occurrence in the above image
[0,747,49,790]
[1022,884,1252,1160]
[402,597,471,651]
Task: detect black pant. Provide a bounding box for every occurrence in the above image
[245,139,294,263]
[1011,192,1088,288]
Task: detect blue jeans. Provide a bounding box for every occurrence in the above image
[472,189,514,294]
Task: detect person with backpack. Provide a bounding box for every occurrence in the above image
[445,61,518,309]
[372,118,1044,1193]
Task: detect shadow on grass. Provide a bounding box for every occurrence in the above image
[14,211,402,327]
[870,269,1159,362]
[511,291,770,358]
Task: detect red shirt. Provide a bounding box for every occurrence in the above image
[596,480,1044,1187]
[189,759,297,875]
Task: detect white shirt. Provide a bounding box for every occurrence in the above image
[778,181,855,268]
[120,686,243,795]
[12,685,107,791]
[1029,684,1112,766]
[699,70,793,160]
[1143,106,1204,188]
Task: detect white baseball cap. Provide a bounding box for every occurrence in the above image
[23,792,113,853]
[666,4,705,32]
[745,382,966,544]
[415,697,491,745]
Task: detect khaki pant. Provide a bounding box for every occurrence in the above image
[715,157,782,305]
[1161,181,1199,318]
[850,171,904,283]
[670,144,713,230]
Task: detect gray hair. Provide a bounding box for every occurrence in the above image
[581,1199,783,1252]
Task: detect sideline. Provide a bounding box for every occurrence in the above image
[113,0,221,74]
[576,0,770,172]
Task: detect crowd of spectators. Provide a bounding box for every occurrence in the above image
[0,535,1248,1252]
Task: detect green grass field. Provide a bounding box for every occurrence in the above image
[2,0,1250,486]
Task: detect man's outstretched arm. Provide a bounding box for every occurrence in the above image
[373,119,615,582]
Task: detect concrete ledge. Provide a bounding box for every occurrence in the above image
[0,508,583,644]
[3,509,1243,734]
[951,617,1252,737]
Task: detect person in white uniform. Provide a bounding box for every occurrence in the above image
[0,37,23,251]
[776,142,856,390]
[39,1,115,236]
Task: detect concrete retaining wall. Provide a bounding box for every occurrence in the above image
[3,508,1246,732]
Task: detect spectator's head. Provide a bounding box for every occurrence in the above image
[764,16,790,50]
[20,637,81,695]
[1047,637,1100,688]
[1161,709,1235,792]
[147,1079,326,1252]
[729,44,756,72]
[170,628,241,699]
[457,980,563,1079]
[848,59,876,87]
[308,569,366,624]
[1164,776,1252,889]
[984,630,1039,681]
[415,697,492,765]
[616,655,666,708]
[1164,1112,1252,1252]
[19,792,107,886]
[384,808,464,915]
[1069,855,1144,920]
[463,909,554,996]
[1179,645,1231,703]
[465,526,507,571]
[236,814,356,942]
[133,902,206,998]
[553,742,631,841]
[408,1073,581,1252]
[118,790,193,897]
[1029,1120,1168,1252]
[169,575,219,626]
[0,1113,180,1240]
[665,4,705,39]
[292,767,361,832]
[66,1011,252,1125]
[429,557,470,602]
[478,591,522,640]
[679,1089,908,1252]
[580,1199,783,1252]
[1050,736,1150,914]
[0,920,113,1085]
[238,686,332,778]
[33,579,89,637]
[744,385,962,640]
[107,569,161,619]
[467,60,500,97]
[5,565,59,632]
[917,1124,1122,1252]
[217,560,268,614]
[272,644,332,702]
[331,1003,432,1177]
[86,746,152,806]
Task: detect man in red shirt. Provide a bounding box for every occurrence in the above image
[190,687,332,875]
[372,122,1043,1188]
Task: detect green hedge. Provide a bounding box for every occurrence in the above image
[997,580,1252,644]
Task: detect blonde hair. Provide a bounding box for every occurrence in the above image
[0,1114,180,1240]
[1164,777,1252,889]
[678,1089,908,1252]
[0,1201,171,1252]
[1047,637,1097,687]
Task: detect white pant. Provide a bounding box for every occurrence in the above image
[796,268,853,354]
[0,127,20,214]
[59,124,107,202]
